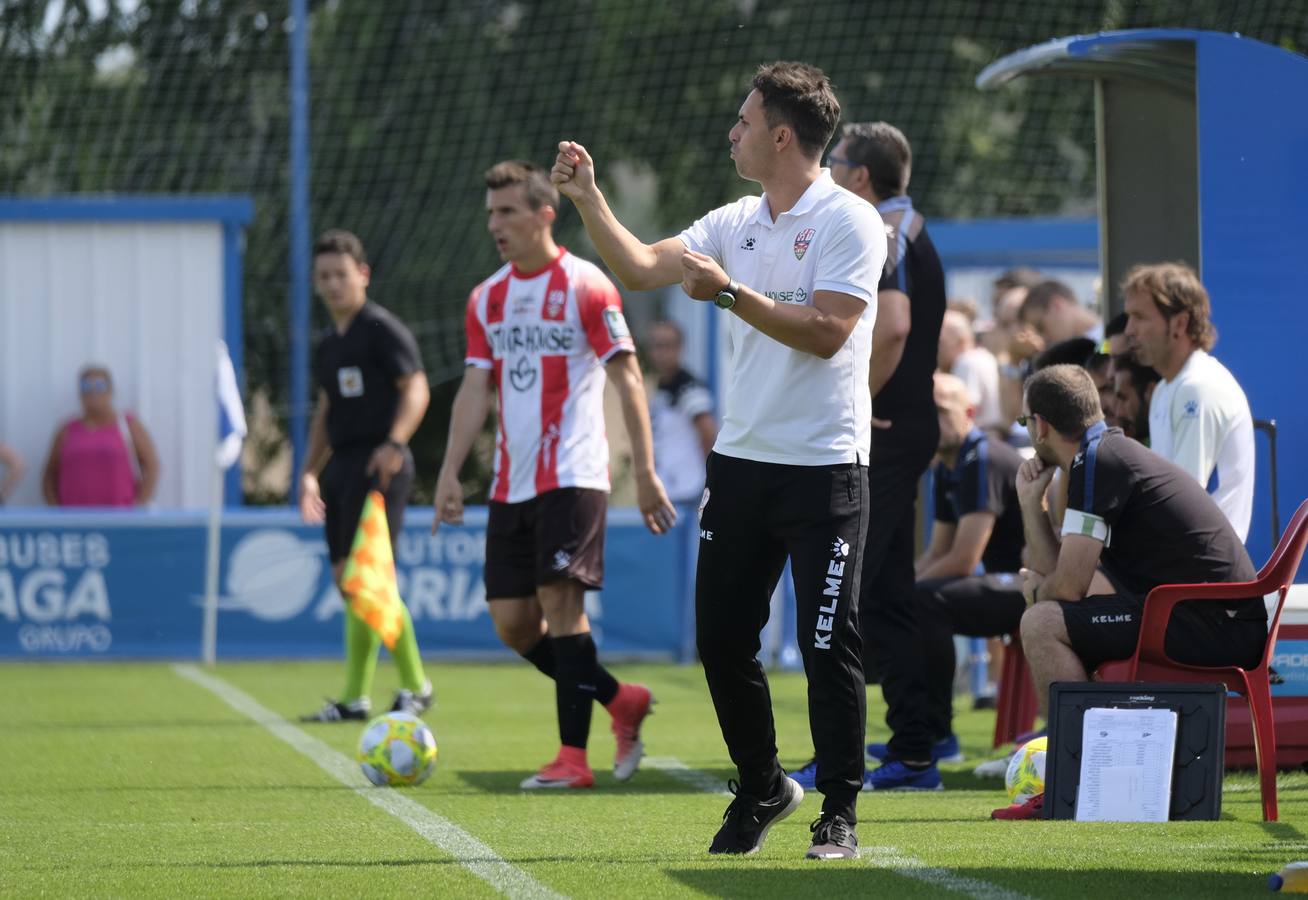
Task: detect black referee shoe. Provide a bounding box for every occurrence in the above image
[300,698,370,723]
[708,776,804,855]
[390,682,434,716]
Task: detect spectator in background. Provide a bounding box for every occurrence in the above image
[1122,262,1254,541]
[1111,359,1161,444]
[1020,279,1103,346]
[946,296,979,325]
[938,309,1003,432]
[41,365,159,507]
[1084,350,1114,423]
[647,320,718,505]
[0,442,25,504]
[990,283,1044,436]
[992,266,1044,304]
[1103,312,1130,367]
[863,374,1026,786]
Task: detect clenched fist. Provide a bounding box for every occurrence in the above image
[551,141,597,201]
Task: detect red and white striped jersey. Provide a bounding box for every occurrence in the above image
[465,249,634,503]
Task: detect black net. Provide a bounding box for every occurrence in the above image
[3,0,1306,500]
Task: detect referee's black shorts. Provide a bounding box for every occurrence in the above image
[320,443,414,563]
[1059,594,1267,672]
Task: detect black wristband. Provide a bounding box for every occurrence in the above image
[384,438,405,452]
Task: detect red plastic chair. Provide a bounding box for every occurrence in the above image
[992,636,1039,748]
[1095,499,1308,822]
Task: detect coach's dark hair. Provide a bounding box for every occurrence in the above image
[1020,279,1078,324]
[841,121,911,198]
[1024,364,1103,438]
[312,229,367,266]
[1120,261,1217,351]
[485,160,559,211]
[751,61,841,160]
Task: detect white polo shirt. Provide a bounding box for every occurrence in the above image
[1149,348,1255,541]
[678,171,885,466]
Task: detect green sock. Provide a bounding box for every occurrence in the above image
[390,604,428,693]
[343,609,380,703]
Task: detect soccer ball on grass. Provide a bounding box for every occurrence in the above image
[1004,736,1047,804]
[358,712,438,787]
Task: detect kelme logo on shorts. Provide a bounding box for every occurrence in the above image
[793,228,815,260]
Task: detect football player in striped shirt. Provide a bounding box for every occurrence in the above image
[434,161,676,790]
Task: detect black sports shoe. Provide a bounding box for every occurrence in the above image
[300,698,370,723]
[390,682,434,715]
[805,813,859,860]
[708,776,804,855]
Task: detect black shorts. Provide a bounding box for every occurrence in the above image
[1059,594,1267,672]
[320,444,414,563]
[484,487,607,599]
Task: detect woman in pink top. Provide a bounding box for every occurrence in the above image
[41,366,160,507]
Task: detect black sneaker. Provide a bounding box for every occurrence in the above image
[300,698,370,723]
[390,682,434,715]
[805,813,859,860]
[708,776,804,855]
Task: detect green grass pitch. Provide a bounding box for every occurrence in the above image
[1,660,1305,898]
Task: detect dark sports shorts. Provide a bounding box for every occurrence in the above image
[1059,593,1267,672]
[320,444,414,563]
[484,487,607,599]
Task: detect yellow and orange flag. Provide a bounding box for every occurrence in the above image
[340,491,405,650]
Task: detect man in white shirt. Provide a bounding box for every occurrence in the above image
[553,61,884,860]
[1122,262,1255,540]
[939,309,1003,431]
[647,320,717,505]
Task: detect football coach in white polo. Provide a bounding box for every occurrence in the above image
[552,60,885,860]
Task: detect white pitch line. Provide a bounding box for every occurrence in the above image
[862,845,1036,900]
[644,756,732,796]
[646,755,1035,900]
[173,664,564,900]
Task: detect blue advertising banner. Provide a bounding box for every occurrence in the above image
[0,508,688,660]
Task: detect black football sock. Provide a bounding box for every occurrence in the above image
[521,637,557,679]
[521,636,617,704]
[552,632,599,749]
[593,663,619,706]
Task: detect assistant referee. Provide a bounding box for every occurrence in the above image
[298,229,433,723]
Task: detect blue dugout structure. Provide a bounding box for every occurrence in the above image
[979,29,1308,566]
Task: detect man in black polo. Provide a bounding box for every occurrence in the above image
[864,373,1026,786]
[997,364,1265,818]
[790,121,946,791]
[298,229,433,722]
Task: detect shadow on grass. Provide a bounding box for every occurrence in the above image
[456,768,738,794]
[667,865,1271,898]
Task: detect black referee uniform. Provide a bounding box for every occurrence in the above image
[315,301,422,559]
[858,196,947,762]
